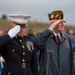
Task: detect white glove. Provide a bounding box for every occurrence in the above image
[8,25,21,38]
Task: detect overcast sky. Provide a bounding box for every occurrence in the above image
[0,0,75,25]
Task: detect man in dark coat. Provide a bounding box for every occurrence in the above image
[34,10,74,75]
[0,14,38,75]
[27,28,35,39]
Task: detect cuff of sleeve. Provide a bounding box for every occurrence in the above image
[48,27,53,32]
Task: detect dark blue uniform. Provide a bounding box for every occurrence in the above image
[0,34,38,75]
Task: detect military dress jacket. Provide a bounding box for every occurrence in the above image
[0,34,38,75]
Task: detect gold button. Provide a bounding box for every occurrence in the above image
[8,72,10,74]
[20,40,22,42]
[13,49,15,52]
[22,59,25,62]
[23,52,25,55]
[22,46,24,48]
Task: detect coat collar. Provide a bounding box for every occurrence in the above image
[60,32,68,42]
[49,32,68,42]
[49,32,55,38]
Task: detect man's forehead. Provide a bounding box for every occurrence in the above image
[50,19,66,23]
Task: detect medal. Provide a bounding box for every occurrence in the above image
[26,41,34,51]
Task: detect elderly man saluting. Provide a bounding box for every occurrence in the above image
[34,10,74,75]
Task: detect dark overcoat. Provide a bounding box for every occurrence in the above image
[34,29,74,75]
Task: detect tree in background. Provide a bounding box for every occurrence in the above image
[1,14,7,20]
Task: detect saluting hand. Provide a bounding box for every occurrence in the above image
[50,20,61,30]
[8,25,21,38]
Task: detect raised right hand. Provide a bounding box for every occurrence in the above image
[50,20,61,30]
[8,25,21,38]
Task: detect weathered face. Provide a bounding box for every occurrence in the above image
[10,22,26,36]
[50,20,65,33]
[55,20,65,32]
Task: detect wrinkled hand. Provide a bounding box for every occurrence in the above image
[8,25,21,38]
[50,20,61,30]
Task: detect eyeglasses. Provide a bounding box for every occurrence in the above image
[58,20,66,24]
[61,20,66,23]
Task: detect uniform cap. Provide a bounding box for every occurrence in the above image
[9,14,31,27]
[48,10,64,21]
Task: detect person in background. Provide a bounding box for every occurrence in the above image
[0,30,3,36]
[27,28,35,39]
[0,54,5,75]
[0,30,5,75]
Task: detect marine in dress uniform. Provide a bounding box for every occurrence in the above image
[0,14,38,75]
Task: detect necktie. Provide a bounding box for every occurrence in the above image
[57,35,60,42]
